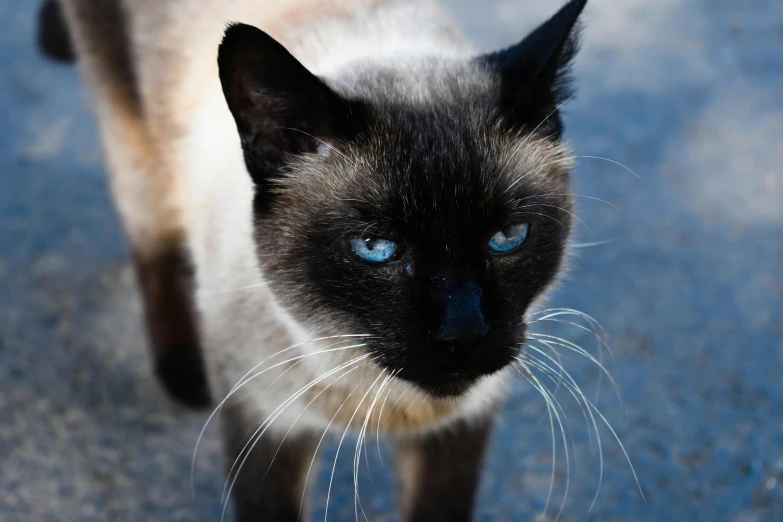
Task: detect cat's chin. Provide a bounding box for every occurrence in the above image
[405,367,506,399]
[415,375,478,398]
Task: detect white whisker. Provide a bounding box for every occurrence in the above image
[374,370,399,468]
[515,203,590,230]
[220,354,369,521]
[518,312,645,513]
[264,362,368,478]
[530,315,610,355]
[503,157,575,195]
[513,193,617,209]
[201,282,269,295]
[589,404,646,505]
[192,338,369,495]
[515,361,571,519]
[519,88,582,151]
[298,375,370,520]
[229,335,374,395]
[522,348,605,511]
[528,333,618,392]
[353,372,390,522]
[530,366,570,521]
[530,314,615,403]
[325,372,385,522]
[524,345,592,446]
[576,155,642,180]
[520,353,580,463]
[571,239,614,249]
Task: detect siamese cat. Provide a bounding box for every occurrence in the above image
[38,0,589,519]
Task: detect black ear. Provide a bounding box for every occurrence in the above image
[218,24,365,199]
[481,0,587,140]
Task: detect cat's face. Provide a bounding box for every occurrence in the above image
[219,1,586,397]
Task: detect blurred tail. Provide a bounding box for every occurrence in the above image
[37,0,75,63]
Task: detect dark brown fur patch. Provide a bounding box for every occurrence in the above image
[396,416,495,522]
[134,243,211,408]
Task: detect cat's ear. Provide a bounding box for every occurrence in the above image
[218,24,365,189]
[479,0,587,140]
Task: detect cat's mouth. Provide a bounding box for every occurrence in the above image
[377,334,520,398]
[412,371,481,398]
[397,357,511,398]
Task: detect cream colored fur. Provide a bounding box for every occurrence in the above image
[60,0,517,438]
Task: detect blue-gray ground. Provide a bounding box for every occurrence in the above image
[1,1,782,520]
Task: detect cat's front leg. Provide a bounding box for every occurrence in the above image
[395,415,495,522]
[134,245,211,409]
[221,405,317,522]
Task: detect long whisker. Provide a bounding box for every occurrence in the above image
[530,316,611,356]
[530,314,614,401]
[515,361,570,519]
[524,345,593,448]
[325,372,385,522]
[220,353,369,519]
[514,203,590,230]
[201,282,269,295]
[354,373,390,521]
[353,386,374,522]
[503,157,575,195]
[298,375,370,520]
[192,338,369,494]
[363,374,392,477]
[520,353,580,467]
[519,88,582,151]
[589,404,646,505]
[513,193,617,209]
[530,308,606,335]
[576,155,642,179]
[570,239,615,249]
[230,335,374,395]
[534,367,571,521]
[525,307,643,510]
[522,348,605,511]
[533,335,617,408]
[521,347,644,511]
[530,353,647,508]
[263,362,368,478]
[374,371,398,469]
[518,211,567,228]
[531,308,612,358]
[528,333,618,391]
[523,344,577,439]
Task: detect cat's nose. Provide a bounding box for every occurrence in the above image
[431,278,489,363]
[432,318,489,363]
[432,315,489,345]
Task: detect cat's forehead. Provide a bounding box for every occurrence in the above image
[282,106,572,249]
[350,106,571,218]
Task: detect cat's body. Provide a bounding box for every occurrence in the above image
[41,0,588,519]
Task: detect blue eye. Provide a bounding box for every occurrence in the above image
[488,223,529,253]
[349,237,398,263]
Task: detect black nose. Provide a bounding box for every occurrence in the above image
[431,278,489,364]
[432,317,489,345]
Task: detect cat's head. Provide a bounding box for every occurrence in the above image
[218,0,586,397]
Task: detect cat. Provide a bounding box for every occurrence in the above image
[38,0,588,519]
